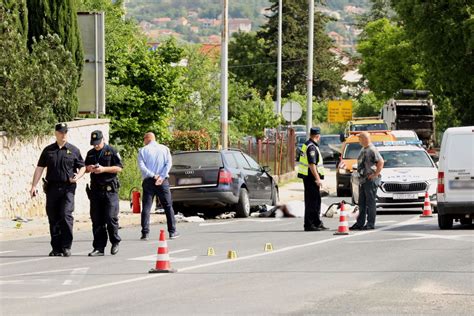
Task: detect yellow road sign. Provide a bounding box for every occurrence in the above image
[328,100,353,123]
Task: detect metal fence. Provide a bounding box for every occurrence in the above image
[229,129,297,176]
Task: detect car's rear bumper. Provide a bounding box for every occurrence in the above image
[171,188,239,207]
[337,173,351,190]
[437,202,474,215]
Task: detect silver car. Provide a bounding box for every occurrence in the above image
[351,144,438,209]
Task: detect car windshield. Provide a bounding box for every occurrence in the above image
[293,126,306,133]
[320,136,340,146]
[352,123,388,131]
[172,152,223,169]
[380,150,434,168]
[343,143,362,159]
[296,135,306,146]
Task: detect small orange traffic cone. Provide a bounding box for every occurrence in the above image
[149,230,177,273]
[420,191,433,217]
[334,202,349,235]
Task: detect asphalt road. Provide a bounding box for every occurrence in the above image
[1,197,473,315]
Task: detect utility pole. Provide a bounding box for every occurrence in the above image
[306,0,314,137]
[277,0,282,118]
[220,0,229,149]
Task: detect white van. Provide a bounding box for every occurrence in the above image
[437,126,474,229]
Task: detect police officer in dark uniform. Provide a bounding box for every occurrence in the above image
[85,130,123,256]
[297,127,328,231]
[30,123,85,257]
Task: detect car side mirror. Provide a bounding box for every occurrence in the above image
[262,166,271,173]
[340,133,345,142]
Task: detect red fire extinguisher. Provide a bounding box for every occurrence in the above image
[129,187,141,214]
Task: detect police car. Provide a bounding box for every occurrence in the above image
[351,141,438,209]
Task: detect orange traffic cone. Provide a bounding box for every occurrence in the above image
[334,202,349,235]
[420,191,433,217]
[149,230,177,273]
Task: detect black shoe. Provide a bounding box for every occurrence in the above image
[318,223,329,230]
[362,225,375,230]
[304,226,321,231]
[49,250,62,257]
[88,249,104,257]
[349,224,363,231]
[140,233,149,241]
[62,248,71,257]
[111,244,119,255]
[169,232,181,239]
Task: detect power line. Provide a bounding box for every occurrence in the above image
[228,58,306,69]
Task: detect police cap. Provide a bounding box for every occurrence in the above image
[90,130,104,145]
[310,127,321,135]
[55,123,68,133]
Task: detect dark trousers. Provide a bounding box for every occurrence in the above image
[89,190,121,251]
[45,184,75,251]
[356,180,378,228]
[303,177,322,229]
[141,178,176,235]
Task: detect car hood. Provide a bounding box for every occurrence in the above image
[381,167,437,182]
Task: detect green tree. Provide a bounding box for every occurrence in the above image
[2,0,28,39]
[229,0,343,99]
[79,0,188,152]
[391,0,474,125]
[172,45,221,142]
[0,5,79,138]
[357,18,425,99]
[228,32,275,96]
[353,92,384,117]
[26,0,83,75]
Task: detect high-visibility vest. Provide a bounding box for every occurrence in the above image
[298,142,325,177]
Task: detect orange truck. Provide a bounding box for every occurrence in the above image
[336,131,396,197]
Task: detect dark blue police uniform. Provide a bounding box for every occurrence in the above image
[37,137,84,256]
[85,132,123,255]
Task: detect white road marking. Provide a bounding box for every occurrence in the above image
[348,236,431,243]
[375,220,397,224]
[62,268,89,286]
[0,251,89,267]
[409,233,474,242]
[41,215,421,299]
[0,251,16,254]
[0,279,51,285]
[0,267,90,279]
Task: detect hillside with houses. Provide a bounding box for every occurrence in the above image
[124,0,370,53]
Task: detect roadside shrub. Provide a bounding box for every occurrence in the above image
[167,129,211,152]
[118,151,142,201]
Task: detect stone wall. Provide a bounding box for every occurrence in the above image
[0,119,110,219]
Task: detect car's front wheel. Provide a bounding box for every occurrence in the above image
[438,213,453,229]
[235,188,250,218]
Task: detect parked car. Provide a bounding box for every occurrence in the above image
[391,130,420,142]
[351,142,438,209]
[169,150,279,218]
[336,131,396,197]
[295,134,306,159]
[319,134,342,164]
[437,126,474,229]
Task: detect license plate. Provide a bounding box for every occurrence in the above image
[393,193,418,200]
[449,180,474,190]
[178,178,202,185]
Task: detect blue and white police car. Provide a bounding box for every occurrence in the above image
[351,141,438,209]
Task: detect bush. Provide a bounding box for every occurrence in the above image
[0,6,78,139]
[118,151,143,201]
[167,130,211,152]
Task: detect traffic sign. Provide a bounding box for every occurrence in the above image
[328,100,352,123]
[282,101,302,123]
